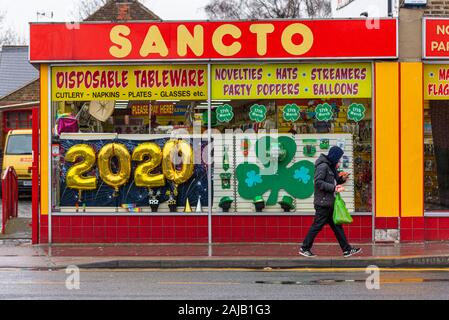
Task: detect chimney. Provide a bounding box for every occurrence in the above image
[116,1,132,20]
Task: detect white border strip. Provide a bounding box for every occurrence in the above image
[32,56,399,64]
[422,17,449,60]
[425,212,449,217]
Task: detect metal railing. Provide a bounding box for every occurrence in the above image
[2,167,18,234]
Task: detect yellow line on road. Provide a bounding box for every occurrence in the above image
[380,278,425,284]
[0,281,65,285]
[158,281,241,285]
[73,267,449,273]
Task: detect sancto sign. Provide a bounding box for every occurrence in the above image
[30,19,398,62]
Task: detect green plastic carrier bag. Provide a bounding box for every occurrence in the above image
[333,193,353,225]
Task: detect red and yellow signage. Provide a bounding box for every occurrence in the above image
[51,65,208,101]
[130,103,150,116]
[424,18,449,59]
[424,64,449,100]
[152,104,175,115]
[212,63,372,99]
[30,20,398,62]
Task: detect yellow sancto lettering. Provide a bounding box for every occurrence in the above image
[212,24,242,57]
[140,26,169,57]
[177,25,204,57]
[109,25,132,58]
[281,23,314,56]
[249,24,275,56]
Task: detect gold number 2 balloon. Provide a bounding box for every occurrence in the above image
[65,144,97,191]
[97,143,131,192]
[132,143,165,189]
[162,140,194,185]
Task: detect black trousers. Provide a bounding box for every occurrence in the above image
[301,205,352,252]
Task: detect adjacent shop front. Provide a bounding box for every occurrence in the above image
[419,17,449,241]
[29,19,398,244]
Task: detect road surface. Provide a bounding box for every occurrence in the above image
[0,268,447,300]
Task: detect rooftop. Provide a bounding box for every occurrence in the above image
[84,0,161,22]
[0,46,39,99]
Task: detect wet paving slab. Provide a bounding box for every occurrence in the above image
[38,242,449,258]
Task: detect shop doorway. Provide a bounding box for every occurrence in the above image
[425,100,449,211]
[0,107,38,241]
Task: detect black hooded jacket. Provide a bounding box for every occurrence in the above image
[314,154,345,208]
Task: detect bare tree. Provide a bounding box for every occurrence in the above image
[204,0,331,20]
[72,0,109,21]
[0,11,24,47]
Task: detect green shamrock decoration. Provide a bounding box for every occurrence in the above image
[347,103,366,122]
[283,104,301,122]
[315,103,334,122]
[249,104,267,123]
[216,104,234,123]
[236,136,315,206]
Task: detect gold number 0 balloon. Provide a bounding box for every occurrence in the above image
[132,143,165,189]
[162,140,194,185]
[97,143,131,192]
[65,144,97,191]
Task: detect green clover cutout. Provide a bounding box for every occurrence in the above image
[294,167,311,184]
[249,104,267,123]
[236,136,315,206]
[315,103,333,122]
[245,170,263,187]
[216,104,234,123]
[347,103,366,122]
[283,104,301,122]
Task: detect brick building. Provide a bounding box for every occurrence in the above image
[0,46,39,154]
[423,0,449,15]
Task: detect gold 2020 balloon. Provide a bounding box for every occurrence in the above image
[97,143,131,191]
[162,140,194,185]
[132,143,165,189]
[65,144,97,191]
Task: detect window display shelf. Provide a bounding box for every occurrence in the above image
[51,212,373,217]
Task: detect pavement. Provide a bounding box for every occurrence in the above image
[0,240,447,270]
[0,198,32,240]
[1,199,449,270]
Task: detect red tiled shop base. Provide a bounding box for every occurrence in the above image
[38,215,449,243]
[39,215,373,244]
[400,217,449,242]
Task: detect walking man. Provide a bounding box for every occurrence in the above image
[299,146,362,258]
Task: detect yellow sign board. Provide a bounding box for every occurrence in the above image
[51,65,208,101]
[424,65,449,100]
[212,63,372,99]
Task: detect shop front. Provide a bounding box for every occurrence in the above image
[29,19,398,244]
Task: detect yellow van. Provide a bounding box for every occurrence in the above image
[2,129,32,191]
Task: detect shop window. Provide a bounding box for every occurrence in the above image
[210,98,373,214]
[5,111,32,131]
[424,64,449,212]
[51,98,209,214]
[49,63,373,216]
[210,62,373,214]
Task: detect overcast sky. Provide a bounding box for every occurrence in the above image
[0,0,209,42]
